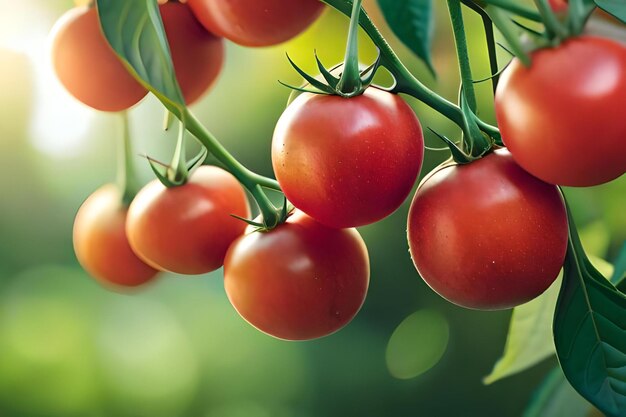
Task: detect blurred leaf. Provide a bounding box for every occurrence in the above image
[483,275,561,385]
[579,220,610,258]
[553,216,626,417]
[595,0,626,23]
[386,310,449,379]
[611,242,626,287]
[376,0,436,75]
[96,0,185,115]
[524,367,592,417]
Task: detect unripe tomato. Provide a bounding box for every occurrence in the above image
[126,166,249,275]
[224,211,370,340]
[407,149,568,310]
[187,0,324,47]
[50,6,148,112]
[272,88,424,228]
[73,185,159,287]
[160,2,225,105]
[496,36,626,187]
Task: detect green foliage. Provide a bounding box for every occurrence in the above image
[595,0,626,22]
[96,0,185,115]
[376,0,435,75]
[553,216,626,417]
[524,368,592,417]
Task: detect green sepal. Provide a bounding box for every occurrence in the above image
[186,146,208,173]
[460,90,492,157]
[314,51,341,89]
[147,156,183,188]
[428,128,473,164]
[285,54,337,95]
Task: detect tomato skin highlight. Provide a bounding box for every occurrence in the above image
[73,185,159,287]
[50,6,148,112]
[187,0,324,47]
[224,211,370,341]
[407,149,568,310]
[272,88,424,229]
[126,166,250,275]
[160,2,224,105]
[496,36,626,187]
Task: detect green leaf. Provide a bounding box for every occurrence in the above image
[595,0,626,23]
[376,0,435,75]
[484,275,561,385]
[524,367,593,417]
[96,0,185,115]
[553,215,626,417]
[611,243,626,287]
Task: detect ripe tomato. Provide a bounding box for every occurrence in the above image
[187,0,324,47]
[126,166,249,275]
[160,2,224,105]
[224,211,370,340]
[496,36,626,187]
[549,0,568,13]
[272,88,424,229]
[73,185,159,287]
[50,6,148,112]
[407,149,568,310]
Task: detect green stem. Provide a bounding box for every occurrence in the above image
[447,0,477,111]
[321,0,468,136]
[169,120,189,184]
[533,0,569,40]
[486,6,532,66]
[117,111,141,206]
[567,0,595,36]
[480,0,543,22]
[336,0,363,96]
[183,110,282,227]
[461,0,500,94]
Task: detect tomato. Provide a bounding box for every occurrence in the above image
[407,149,568,310]
[160,2,225,105]
[272,88,424,228]
[126,166,249,275]
[50,6,148,112]
[549,0,568,13]
[496,36,626,187]
[73,185,159,287]
[187,0,324,47]
[224,211,370,340]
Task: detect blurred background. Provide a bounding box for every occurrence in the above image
[0,0,624,416]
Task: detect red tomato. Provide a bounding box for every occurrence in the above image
[224,211,370,340]
[126,166,249,275]
[496,36,626,187]
[549,0,568,13]
[160,2,225,105]
[272,88,424,228]
[187,0,324,47]
[50,6,148,112]
[73,185,159,287]
[407,149,568,310]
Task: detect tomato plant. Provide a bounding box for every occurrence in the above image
[160,1,224,105]
[126,166,250,275]
[272,88,424,228]
[187,0,325,47]
[407,149,568,310]
[496,36,626,187]
[224,211,370,340]
[50,6,148,112]
[73,185,159,287]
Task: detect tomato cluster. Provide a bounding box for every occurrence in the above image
[56,0,625,342]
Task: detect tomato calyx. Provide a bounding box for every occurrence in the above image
[231,199,295,233]
[281,0,382,99]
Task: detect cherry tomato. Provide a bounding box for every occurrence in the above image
[549,0,568,13]
[50,6,148,112]
[496,36,626,187]
[187,0,324,47]
[407,149,568,310]
[272,88,424,228]
[224,211,370,340]
[160,2,225,105]
[73,185,159,287]
[126,166,249,275]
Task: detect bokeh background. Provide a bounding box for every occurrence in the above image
[0,0,624,416]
